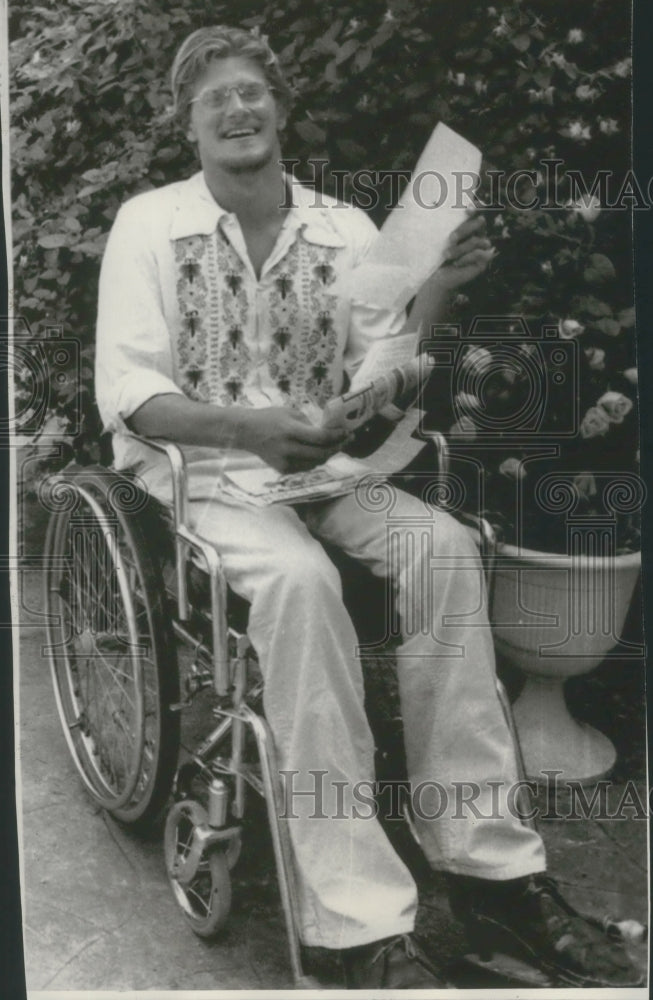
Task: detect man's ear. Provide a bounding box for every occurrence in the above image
[186,120,197,144]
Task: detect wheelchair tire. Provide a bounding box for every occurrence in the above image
[43,465,180,828]
[164,800,232,938]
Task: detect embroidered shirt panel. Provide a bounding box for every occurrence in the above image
[173,218,342,410]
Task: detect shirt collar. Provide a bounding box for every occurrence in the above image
[170,170,346,248]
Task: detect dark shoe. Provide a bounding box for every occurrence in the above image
[342,933,446,989]
[449,873,644,988]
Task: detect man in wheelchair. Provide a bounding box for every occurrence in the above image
[93,25,640,989]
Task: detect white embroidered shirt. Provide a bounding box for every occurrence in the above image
[95,171,404,497]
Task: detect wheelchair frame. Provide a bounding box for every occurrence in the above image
[42,428,529,987]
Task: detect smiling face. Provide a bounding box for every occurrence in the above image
[186,55,286,176]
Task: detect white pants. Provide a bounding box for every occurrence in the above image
[151,469,546,948]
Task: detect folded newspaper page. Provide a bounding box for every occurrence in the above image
[337,122,482,312]
[322,330,421,432]
[221,409,425,507]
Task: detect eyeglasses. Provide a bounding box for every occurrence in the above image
[190,82,274,111]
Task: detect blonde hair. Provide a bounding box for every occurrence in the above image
[171,25,293,125]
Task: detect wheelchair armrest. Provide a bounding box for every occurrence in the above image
[121,431,189,532]
[121,430,234,695]
[418,428,450,476]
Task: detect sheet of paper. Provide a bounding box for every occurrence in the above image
[359,408,425,474]
[349,331,419,390]
[339,122,482,311]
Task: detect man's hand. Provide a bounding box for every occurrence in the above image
[436,213,495,290]
[237,407,349,475]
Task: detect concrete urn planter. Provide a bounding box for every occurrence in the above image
[491,543,641,784]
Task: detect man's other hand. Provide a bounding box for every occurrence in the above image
[436,213,495,290]
[238,407,349,474]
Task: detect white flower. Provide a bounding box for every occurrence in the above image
[599,118,619,135]
[584,346,605,371]
[597,391,633,423]
[529,86,555,103]
[613,58,632,78]
[623,367,638,385]
[550,51,566,68]
[487,6,497,15]
[474,78,487,94]
[580,406,611,438]
[455,392,481,412]
[64,119,80,136]
[19,254,28,267]
[575,84,599,101]
[348,17,360,31]
[564,121,592,141]
[526,147,537,160]
[573,473,597,500]
[31,50,41,64]
[499,458,526,480]
[493,213,504,227]
[499,363,520,385]
[567,29,584,44]
[461,345,493,375]
[493,17,509,37]
[558,318,585,339]
[541,260,553,275]
[571,192,601,221]
[455,72,466,87]
[383,8,395,21]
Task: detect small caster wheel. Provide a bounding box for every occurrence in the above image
[164,800,232,938]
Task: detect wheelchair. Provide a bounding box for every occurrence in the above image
[42,428,528,987]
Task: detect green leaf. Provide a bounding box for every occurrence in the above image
[295,119,327,144]
[577,295,613,317]
[594,318,621,337]
[37,233,69,249]
[617,306,636,328]
[335,38,358,66]
[511,34,531,53]
[335,138,367,160]
[354,46,372,71]
[584,253,616,284]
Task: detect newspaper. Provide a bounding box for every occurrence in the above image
[336,122,482,312]
[322,330,422,432]
[221,408,425,507]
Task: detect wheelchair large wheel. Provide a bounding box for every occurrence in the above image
[43,466,180,827]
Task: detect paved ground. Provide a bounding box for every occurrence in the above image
[17,493,649,993]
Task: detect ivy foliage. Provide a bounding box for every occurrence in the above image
[10,0,635,487]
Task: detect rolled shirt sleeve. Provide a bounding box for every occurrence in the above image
[95,201,184,435]
[339,209,408,382]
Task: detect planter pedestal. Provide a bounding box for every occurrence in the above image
[511,674,616,785]
[492,546,641,786]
